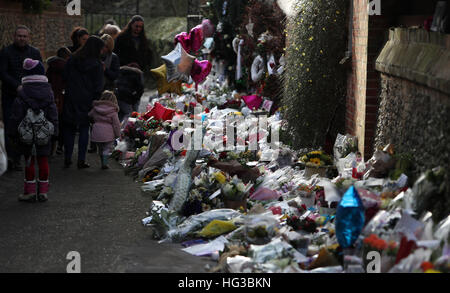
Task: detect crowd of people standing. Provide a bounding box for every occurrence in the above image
[0,15,153,202]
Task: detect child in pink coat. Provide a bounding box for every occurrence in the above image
[88,90,121,169]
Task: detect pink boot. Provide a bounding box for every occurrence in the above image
[19,180,37,202]
[38,180,49,202]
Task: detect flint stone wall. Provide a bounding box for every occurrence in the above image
[375,28,450,174]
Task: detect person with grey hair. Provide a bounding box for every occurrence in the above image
[0,25,42,171]
[101,24,121,40]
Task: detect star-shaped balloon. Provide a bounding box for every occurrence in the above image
[150,64,182,95]
[162,43,195,83]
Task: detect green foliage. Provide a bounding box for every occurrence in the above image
[282,0,349,149]
[389,152,416,183]
[15,0,51,14]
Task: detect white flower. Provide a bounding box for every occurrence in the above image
[236,182,246,193]
[222,183,234,196]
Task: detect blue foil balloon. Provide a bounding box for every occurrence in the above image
[335,186,365,248]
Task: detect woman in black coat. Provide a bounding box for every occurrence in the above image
[62,36,105,169]
[113,15,152,72]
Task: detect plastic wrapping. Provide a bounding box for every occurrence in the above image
[333,134,358,165]
[226,255,257,273]
[244,213,281,245]
[166,209,241,242]
[114,140,129,157]
[146,201,181,239]
[197,220,237,238]
[336,152,356,178]
[434,215,450,241]
[249,237,308,264]
[388,248,433,273]
[182,236,229,256]
[141,179,165,192]
[249,187,279,201]
[0,124,7,176]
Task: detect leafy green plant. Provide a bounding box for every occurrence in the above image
[282,0,349,150]
[12,0,51,14]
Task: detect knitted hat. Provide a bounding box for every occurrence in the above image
[23,58,45,76]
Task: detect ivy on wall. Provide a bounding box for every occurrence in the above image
[8,0,51,14]
[282,0,349,150]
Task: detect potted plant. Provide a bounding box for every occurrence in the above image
[299,150,333,178]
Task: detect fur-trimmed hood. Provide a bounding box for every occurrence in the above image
[92,100,119,115]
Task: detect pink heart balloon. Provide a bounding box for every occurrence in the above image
[202,19,215,38]
[174,25,204,53]
[242,95,263,110]
[190,59,212,84]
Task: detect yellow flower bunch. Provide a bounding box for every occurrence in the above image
[214,172,227,184]
[310,158,321,165]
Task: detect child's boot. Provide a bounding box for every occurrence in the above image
[19,180,37,202]
[101,155,110,170]
[37,180,49,202]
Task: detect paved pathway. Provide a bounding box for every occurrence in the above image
[0,92,212,273]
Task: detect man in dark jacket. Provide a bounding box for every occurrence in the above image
[114,15,153,72]
[0,25,42,171]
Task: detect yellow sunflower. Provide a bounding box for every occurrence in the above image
[310,158,321,165]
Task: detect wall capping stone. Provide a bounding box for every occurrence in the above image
[376,28,450,95]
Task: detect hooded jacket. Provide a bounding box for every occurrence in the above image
[102,52,120,91]
[46,56,67,114]
[88,100,121,143]
[62,56,104,125]
[115,65,144,105]
[7,75,58,157]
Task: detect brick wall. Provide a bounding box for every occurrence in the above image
[0,1,83,60]
[347,0,368,157]
[346,0,390,159]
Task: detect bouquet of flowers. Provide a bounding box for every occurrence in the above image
[217,150,257,168]
[362,234,398,272]
[181,173,224,217]
[300,150,333,167]
[221,175,253,202]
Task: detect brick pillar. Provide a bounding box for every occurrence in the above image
[346,0,390,159]
[347,0,368,157]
